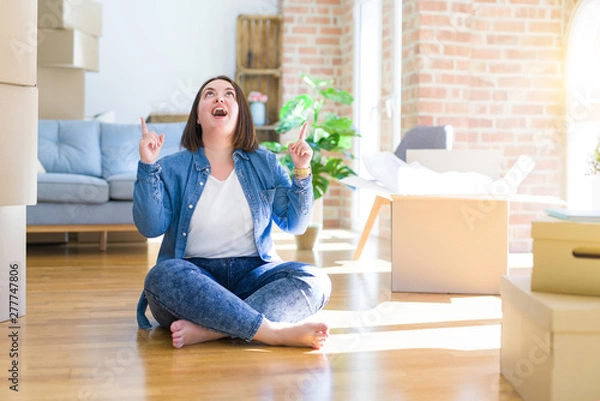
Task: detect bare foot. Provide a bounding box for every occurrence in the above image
[170,320,227,349]
[254,320,329,349]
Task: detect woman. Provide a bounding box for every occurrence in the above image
[134,75,331,349]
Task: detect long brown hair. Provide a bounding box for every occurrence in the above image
[180,75,258,152]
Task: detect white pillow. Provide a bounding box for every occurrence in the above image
[37,159,46,174]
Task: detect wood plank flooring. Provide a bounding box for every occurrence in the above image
[0,230,525,401]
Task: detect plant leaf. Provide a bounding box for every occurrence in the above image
[301,73,333,90]
[323,157,357,180]
[319,88,354,105]
[276,94,313,133]
[275,116,306,134]
[310,162,330,200]
[309,157,356,200]
[321,115,356,136]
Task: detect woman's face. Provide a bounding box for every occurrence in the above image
[196,79,239,137]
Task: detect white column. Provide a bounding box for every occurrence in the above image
[0,207,27,322]
[0,0,38,321]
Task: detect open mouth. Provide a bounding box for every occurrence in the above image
[212,108,228,117]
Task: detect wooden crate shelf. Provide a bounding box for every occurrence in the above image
[236,73,281,127]
[236,14,283,139]
[236,15,283,70]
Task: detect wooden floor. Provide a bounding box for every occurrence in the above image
[1,230,526,401]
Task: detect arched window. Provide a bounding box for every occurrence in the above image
[566,0,600,209]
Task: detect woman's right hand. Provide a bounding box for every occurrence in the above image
[139,117,165,164]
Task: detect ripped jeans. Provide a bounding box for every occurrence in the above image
[141,257,332,342]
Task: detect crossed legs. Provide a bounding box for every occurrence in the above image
[144,257,331,349]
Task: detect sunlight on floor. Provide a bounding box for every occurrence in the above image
[321,258,391,274]
[314,296,503,353]
[323,323,502,354]
[319,296,502,330]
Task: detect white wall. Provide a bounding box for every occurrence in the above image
[85,0,278,123]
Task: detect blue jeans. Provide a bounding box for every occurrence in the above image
[143,257,331,342]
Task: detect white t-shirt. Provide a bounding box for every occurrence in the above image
[183,170,258,258]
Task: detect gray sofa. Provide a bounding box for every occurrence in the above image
[28,119,186,250]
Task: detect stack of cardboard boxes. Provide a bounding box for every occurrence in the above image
[37,0,102,119]
[501,217,600,401]
[0,0,38,320]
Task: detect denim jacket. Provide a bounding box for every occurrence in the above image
[134,147,313,328]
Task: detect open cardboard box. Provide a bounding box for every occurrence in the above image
[343,149,564,294]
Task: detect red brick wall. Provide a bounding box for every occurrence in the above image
[281,0,344,95]
[401,0,422,132]
[400,0,575,252]
[280,0,354,229]
[281,0,581,252]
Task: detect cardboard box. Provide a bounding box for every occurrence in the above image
[501,275,600,401]
[391,151,534,294]
[391,195,509,294]
[531,217,600,296]
[0,0,37,86]
[0,83,38,206]
[38,0,102,37]
[344,150,564,294]
[38,28,99,71]
[38,66,85,119]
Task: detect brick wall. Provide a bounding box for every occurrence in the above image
[281,0,581,252]
[281,0,344,94]
[399,0,577,252]
[280,0,354,229]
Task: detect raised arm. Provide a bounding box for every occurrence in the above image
[139,117,165,164]
[133,118,171,238]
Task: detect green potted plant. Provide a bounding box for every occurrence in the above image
[261,73,359,248]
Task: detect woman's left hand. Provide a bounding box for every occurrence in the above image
[288,121,313,168]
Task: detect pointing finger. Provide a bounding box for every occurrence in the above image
[141,117,148,136]
[298,121,308,141]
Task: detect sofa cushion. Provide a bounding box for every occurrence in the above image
[37,173,109,204]
[38,120,102,177]
[100,122,186,179]
[107,172,136,200]
[27,201,135,226]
